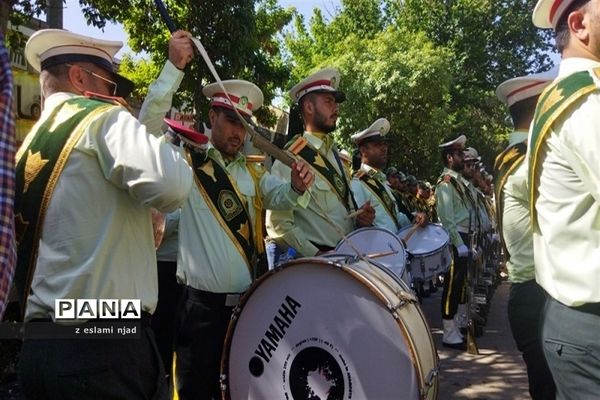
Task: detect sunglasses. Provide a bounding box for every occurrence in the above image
[66,63,118,96]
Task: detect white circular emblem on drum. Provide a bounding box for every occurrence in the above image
[283,338,351,400]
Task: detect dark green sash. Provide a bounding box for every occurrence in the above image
[356,169,399,230]
[494,141,527,258]
[293,142,351,211]
[186,150,258,273]
[529,69,599,228]
[391,189,412,221]
[14,97,116,315]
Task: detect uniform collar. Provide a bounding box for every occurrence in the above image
[361,163,386,181]
[206,142,245,167]
[305,131,334,154]
[559,58,600,78]
[442,167,461,180]
[508,129,528,147]
[42,92,81,117]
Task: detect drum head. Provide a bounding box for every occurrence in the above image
[222,259,423,400]
[399,223,449,255]
[335,227,406,278]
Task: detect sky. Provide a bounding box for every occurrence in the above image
[61,0,342,58]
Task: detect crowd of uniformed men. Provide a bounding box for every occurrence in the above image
[4,0,600,399]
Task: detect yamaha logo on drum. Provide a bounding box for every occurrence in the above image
[250,295,302,376]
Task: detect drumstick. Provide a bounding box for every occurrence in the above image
[402,223,420,243]
[364,250,399,259]
[345,209,365,220]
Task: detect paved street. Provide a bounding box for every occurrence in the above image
[420,281,531,399]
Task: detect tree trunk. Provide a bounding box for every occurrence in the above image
[0,0,15,37]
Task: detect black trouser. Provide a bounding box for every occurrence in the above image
[19,314,167,400]
[152,261,183,376]
[508,280,555,400]
[441,233,468,320]
[175,286,237,400]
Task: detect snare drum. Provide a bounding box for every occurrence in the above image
[335,226,408,283]
[398,223,451,281]
[221,257,439,400]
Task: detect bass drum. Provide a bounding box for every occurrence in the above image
[335,226,408,284]
[398,223,451,281]
[221,256,439,400]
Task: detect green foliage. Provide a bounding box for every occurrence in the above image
[118,55,162,105]
[285,0,554,181]
[391,0,555,169]
[286,21,453,181]
[1,0,46,49]
[79,0,293,127]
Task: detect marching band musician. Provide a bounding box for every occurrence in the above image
[17,29,193,400]
[403,174,420,212]
[350,118,426,232]
[464,148,493,241]
[435,134,477,350]
[139,68,314,398]
[387,167,414,222]
[266,68,375,257]
[416,180,438,223]
[141,31,199,389]
[495,69,556,400]
[530,0,600,395]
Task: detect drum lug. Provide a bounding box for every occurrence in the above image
[219,374,227,393]
[420,366,439,399]
[390,290,418,314]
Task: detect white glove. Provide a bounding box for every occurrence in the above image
[457,244,469,258]
[472,247,479,261]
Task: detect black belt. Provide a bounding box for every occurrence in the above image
[573,302,600,316]
[184,286,242,307]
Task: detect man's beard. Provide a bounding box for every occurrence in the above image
[313,110,336,133]
[451,162,464,173]
[369,156,386,170]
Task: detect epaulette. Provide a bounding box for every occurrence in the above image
[353,169,367,179]
[436,174,453,186]
[246,154,266,163]
[84,91,132,113]
[284,134,302,150]
[287,135,309,155]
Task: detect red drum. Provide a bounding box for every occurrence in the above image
[221,256,439,400]
[335,227,409,284]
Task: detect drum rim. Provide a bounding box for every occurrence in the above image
[400,223,451,257]
[323,253,408,287]
[220,257,439,399]
[406,243,452,258]
[334,226,407,254]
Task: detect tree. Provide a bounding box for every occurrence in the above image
[389,0,555,168]
[1,0,47,47]
[285,10,454,180]
[79,0,294,127]
[284,0,555,179]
